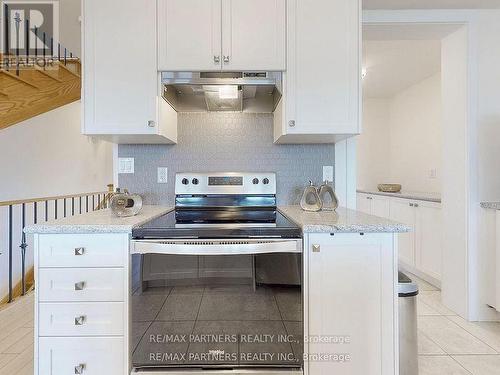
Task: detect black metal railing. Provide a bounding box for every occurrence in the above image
[0,190,112,304]
[1,7,79,75]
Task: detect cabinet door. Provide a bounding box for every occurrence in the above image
[284,0,360,136]
[158,0,222,71]
[357,193,372,215]
[307,233,397,375]
[390,199,416,266]
[415,202,442,280]
[372,196,391,218]
[221,0,285,71]
[83,0,157,134]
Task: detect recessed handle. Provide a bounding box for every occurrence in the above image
[409,203,414,207]
[312,244,320,253]
[223,55,230,63]
[74,315,86,326]
[214,55,220,64]
[74,247,85,256]
[74,364,86,374]
[414,203,419,208]
[74,281,86,291]
[288,120,296,127]
[147,120,156,128]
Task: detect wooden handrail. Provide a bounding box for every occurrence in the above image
[0,191,108,207]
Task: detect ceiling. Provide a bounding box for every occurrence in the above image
[362,40,441,98]
[363,0,500,9]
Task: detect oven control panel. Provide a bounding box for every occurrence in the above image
[175,172,276,195]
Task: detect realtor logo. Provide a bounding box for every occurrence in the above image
[1,1,59,59]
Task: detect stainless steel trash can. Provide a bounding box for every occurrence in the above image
[398,272,419,375]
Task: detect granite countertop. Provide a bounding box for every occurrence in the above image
[24,205,173,234]
[481,202,500,210]
[357,189,441,203]
[24,204,409,235]
[279,206,410,233]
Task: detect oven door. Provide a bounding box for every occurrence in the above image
[130,239,303,373]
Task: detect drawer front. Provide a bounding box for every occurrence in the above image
[38,337,124,375]
[38,268,125,302]
[39,302,124,336]
[39,234,126,268]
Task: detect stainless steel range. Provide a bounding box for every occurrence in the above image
[130,173,303,375]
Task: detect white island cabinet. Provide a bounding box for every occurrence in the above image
[27,206,405,375]
[279,206,405,375]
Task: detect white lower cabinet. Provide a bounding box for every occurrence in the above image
[306,232,397,375]
[357,193,443,283]
[38,337,124,375]
[356,193,390,217]
[35,233,130,375]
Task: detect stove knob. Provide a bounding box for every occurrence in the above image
[182,178,189,185]
[192,178,199,185]
[263,178,270,185]
[252,178,259,185]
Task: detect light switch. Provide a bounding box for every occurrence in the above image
[323,166,334,183]
[157,167,168,184]
[118,158,134,174]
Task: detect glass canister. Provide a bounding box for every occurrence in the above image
[110,188,143,217]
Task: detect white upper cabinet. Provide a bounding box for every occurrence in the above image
[158,0,285,72]
[221,0,285,71]
[158,0,222,71]
[274,0,361,144]
[83,0,177,144]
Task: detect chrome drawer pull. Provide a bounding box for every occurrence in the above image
[74,364,86,374]
[74,281,86,291]
[74,315,86,326]
[74,247,85,256]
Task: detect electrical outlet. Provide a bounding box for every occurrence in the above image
[323,166,334,183]
[157,167,168,184]
[118,158,134,174]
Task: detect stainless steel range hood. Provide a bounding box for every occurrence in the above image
[161,71,282,113]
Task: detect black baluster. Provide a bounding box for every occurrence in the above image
[64,198,67,218]
[79,196,82,214]
[92,195,95,211]
[34,26,38,61]
[86,195,89,212]
[64,47,67,65]
[4,4,9,57]
[34,201,38,224]
[50,37,53,57]
[58,42,60,61]
[25,19,30,66]
[54,199,58,220]
[8,205,13,302]
[43,32,46,68]
[72,197,75,216]
[14,12,20,76]
[20,203,27,295]
[45,200,48,221]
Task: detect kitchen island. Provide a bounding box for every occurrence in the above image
[26,206,408,375]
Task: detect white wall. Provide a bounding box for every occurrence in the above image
[0,101,113,299]
[389,73,442,193]
[357,98,391,190]
[358,73,442,193]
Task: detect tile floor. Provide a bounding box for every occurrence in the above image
[1,275,500,374]
[409,272,500,375]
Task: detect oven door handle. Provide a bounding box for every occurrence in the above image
[131,239,302,255]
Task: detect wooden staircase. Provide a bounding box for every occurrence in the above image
[0,57,81,130]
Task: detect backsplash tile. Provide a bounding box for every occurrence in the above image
[118,113,334,205]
